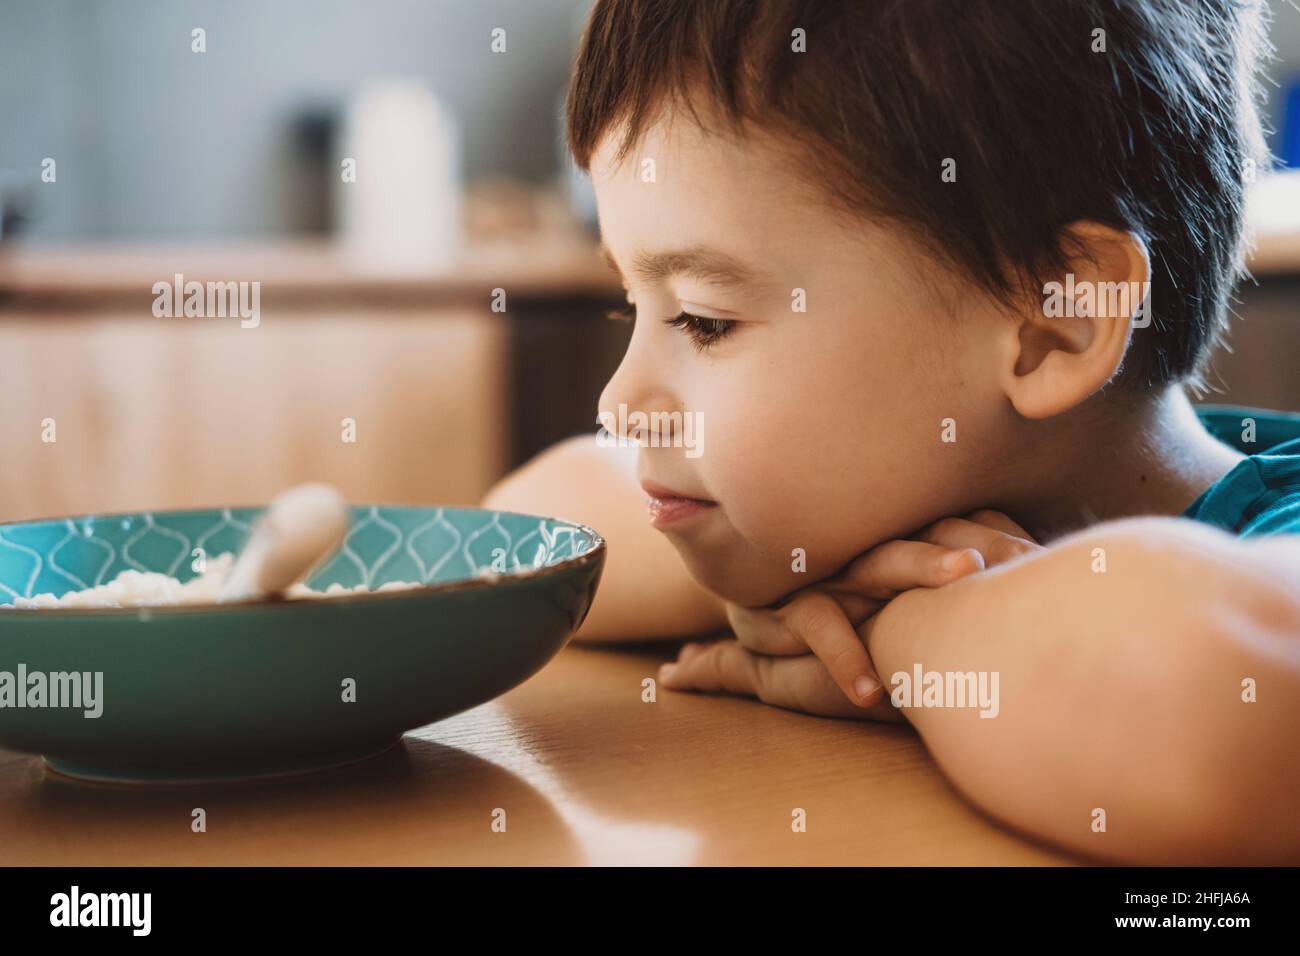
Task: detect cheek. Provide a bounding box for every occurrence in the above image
[698,325,977,576]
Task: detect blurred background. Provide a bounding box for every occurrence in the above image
[0,0,1297,522]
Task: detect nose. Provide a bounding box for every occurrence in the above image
[597,319,678,445]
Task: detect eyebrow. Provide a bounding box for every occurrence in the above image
[599,240,764,289]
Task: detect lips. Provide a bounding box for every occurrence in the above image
[640,480,718,528]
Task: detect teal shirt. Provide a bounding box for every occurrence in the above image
[1186,406,1300,536]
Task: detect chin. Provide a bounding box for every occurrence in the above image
[672,540,805,609]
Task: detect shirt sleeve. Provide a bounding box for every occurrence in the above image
[1239,456,1300,537]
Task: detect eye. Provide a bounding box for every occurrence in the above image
[664,311,737,351]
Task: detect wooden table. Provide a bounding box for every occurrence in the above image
[0,641,1074,866]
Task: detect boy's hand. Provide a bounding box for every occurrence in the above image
[657,510,1043,718]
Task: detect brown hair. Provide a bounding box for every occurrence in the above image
[566,0,1271,389]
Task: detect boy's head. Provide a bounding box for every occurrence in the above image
[569,0,1270,605]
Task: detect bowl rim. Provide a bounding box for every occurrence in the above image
[0,503,606,618]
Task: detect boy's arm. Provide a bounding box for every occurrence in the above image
[481,434,727,642]
[864,518,1300,864]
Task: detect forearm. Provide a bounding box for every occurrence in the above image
[482,434,727,642]
[865,517,1300,863]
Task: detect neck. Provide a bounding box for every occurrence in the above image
[995,389,1244,542]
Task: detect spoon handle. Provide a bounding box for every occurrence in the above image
[219,483,349,603]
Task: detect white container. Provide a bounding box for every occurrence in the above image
[336,78,462,274]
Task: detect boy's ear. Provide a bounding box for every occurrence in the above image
[998,221,1150,419]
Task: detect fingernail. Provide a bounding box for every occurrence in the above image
[659,663,677,683]
[943,548,983,573]
[854,675,880,703]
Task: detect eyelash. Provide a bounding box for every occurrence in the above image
[604,303,737,352]
[666,312,737,351]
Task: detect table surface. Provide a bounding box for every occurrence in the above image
[0,641,1076,866]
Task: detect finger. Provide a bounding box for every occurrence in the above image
[813,588,878,627]
[916,517,1041,568]
[726,602,806,656]
[779,591,882,707]
[677,640,707,663]
[823,538,984,600]
[663,641,905,722]
[751,655,901,721]
[964,508,1036,541]
[659,640,759,697]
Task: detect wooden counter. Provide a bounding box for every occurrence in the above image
[0,236,620,307]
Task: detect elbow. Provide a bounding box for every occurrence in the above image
[1071,520,1300,862]
[481,434,596,512]
[955,520,1300,863]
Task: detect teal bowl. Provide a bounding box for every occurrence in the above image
[0,505,604,783]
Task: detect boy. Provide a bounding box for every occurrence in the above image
[487,0,1300,863]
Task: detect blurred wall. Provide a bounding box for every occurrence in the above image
[0,0,589,239]
[8,0,1300,241]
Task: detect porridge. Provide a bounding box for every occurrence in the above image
[1,552,423,609]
